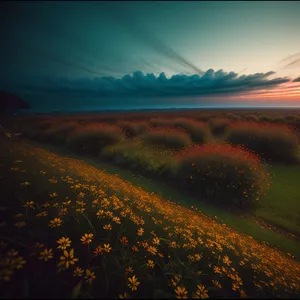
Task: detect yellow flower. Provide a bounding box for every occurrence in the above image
[59,208,68,216]
[192,284,209,299]
[76,207,86,213]
[132,245,139,252]
[147,246,158,256]
[171,279,178,287]
[84,269,96,283]
[212,280,222,289]
[23,201,35,209]
[62,200,71,206]
[147,260,155,268]
[6,249,18,258]
[125,266,134,276]
[239,290,247,298]
[194,253,202,261]
[10,256,26,270]
[103,224,112,231]
[234,275,243,286]
[96,209,105,218]
[73,267,84,277]
[92,199,99,206]
[13,160,23,163]
[170,241,177,248]
[137,228,144,236]
[48,178,58,184]
[14,221,26,228]
[0,267,14,282]
[232,283,239,291]
[11,167,20,171]
[239,260,246,267]
[21,181,31,186]
[57,248,78,269]
[128,275,140,291]
[13,213,24,219]
[223,255,232,266]
[57,237,72,250]
[213,266,222,274]
[175,286,188,299]
[29,242,44,257]
[152,237,160,245]
[118,292,131,299]
[49,218,63,228]
[119,236,128,246]
[188,255,195,262]
[80,233,94,244]
[93,246,104,256]
[103,244,112,253]
[36,211,48,217]
[39,248,53,261]
[49,192,57,198]
[112,216,121,224]
[76,200,85,206]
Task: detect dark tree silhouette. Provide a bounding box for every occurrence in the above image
[0,91,31,114]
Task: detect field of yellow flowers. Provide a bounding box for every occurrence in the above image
[0,133,300,298]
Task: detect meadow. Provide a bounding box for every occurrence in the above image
[1,108,300,298]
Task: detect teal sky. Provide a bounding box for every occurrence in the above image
[1,1,300,111]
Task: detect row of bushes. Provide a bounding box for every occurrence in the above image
[101,140,270,209]
[20,117,300,165]
[19,117,272,209]
[225,121,300,163]
[20,118,300,209]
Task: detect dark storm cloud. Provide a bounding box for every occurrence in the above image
[20,69,290,99]
[293,76,300,82]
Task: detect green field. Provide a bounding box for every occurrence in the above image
[256,164,300,236]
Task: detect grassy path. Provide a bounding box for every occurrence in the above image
[256,164,300,237]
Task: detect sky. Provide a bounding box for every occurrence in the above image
[1,1,300,112]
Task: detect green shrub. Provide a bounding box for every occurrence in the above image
[245,114,260,122]
[148,118,175,127]
[139,128,192,150]
[66,123,124,156]
[226,121,300,163]
[209,118,230,136]
[118,120,148,138]
[285,115,297,122]
[101,140,174,177]
[270,115,285,123]
[172,118,211,143]
[37,122,78,145]
[196,115,211,122]
[171,143,269,208]
[225,113,242,121]
[259,114,273,123]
